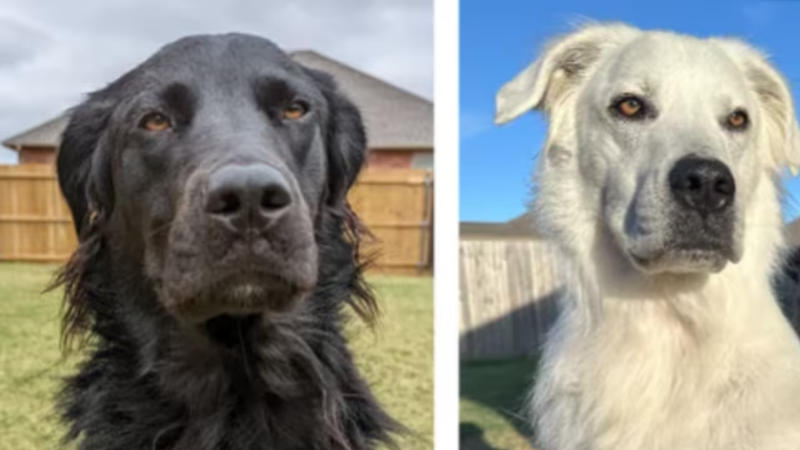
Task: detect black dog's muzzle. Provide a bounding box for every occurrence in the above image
[205,163,293,234]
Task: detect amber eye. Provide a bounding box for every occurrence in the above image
[613,96,645,118]
[726,110,749,130]
[139,112,172,131]
[282,101,308,120]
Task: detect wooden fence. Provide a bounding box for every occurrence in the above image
[460,237,563,360]
[0,164,76,261]
[350,169,433,274]
[0,164,433,274]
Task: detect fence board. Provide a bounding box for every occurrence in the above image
[0,164,433,274]
[459,238,564,360]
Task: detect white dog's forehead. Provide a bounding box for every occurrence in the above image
[596,33,750,105]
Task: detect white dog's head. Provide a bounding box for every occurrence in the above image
[497,23,800,276]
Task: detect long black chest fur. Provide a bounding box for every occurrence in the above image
[60,297,394,450]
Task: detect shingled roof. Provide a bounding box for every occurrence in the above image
[290,50,432,149]
[787,218,800,246]
[2,50,433,151]
[2,114,69,150]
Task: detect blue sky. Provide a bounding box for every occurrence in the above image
[460,0,800,222]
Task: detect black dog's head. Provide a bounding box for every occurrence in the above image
[57,33,370,335]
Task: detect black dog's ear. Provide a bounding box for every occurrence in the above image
[304,67,368,205]
[57,95,115,236]
[301,67,379,323]
[54,93,117,349]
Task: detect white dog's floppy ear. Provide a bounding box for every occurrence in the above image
[713,38,800,173]
[495,23,639,124]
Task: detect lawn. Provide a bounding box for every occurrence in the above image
[0,262,432,450]
[460,356,539,450]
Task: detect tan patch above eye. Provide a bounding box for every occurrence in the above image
[140,113,172,131]
[617,98,642,117]
[282,102,307,120]
[727,111,748,129]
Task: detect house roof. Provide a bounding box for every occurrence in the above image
[2,50,432,152]
[290,50,432,149]
[460,212,541,240]
[2,114,70,150]
[787,218,800,246]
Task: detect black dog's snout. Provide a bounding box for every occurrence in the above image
[669,156,735,215]
[205,164,292,229]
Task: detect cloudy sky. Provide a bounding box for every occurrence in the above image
[0,0,432,163]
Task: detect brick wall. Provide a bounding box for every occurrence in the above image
[367,148,433,169]
[367,149,413,168]
[19,146,56,164]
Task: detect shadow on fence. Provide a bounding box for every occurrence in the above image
[460,238,564,360]
[460,289,560,360]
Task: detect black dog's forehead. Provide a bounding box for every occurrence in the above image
[123,33,319,97]
[164,33,283,55]
[155,33,296,71]
[151,33,291,71]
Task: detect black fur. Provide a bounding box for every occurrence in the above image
[53,33,398,450]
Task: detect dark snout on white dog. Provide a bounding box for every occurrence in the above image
[666,155,738,267]
[668,156,735,215]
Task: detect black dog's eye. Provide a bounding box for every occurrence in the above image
[282,101,309,121]
[725,109,749,131]
[611,95,647,119]
[139,112,172,132]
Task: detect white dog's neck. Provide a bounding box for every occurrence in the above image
[535,176,800,449]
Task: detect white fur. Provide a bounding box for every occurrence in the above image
[497,23,800,450]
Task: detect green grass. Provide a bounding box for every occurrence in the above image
[0,263,432,450]
[0,263,75,450]
[460,357,539,450]
[348,275,434,449]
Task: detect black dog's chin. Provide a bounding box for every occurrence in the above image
[161,273,314,323]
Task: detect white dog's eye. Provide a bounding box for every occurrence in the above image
[611,95,648,120]
[725,110,749,131]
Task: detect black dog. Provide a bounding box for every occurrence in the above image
[54,33,398,450]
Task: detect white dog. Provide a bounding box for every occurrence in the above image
[496,23,800,450]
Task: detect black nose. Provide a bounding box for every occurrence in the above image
[205,164,292,229]
[668,156,735,215]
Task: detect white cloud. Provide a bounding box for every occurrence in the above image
[460,109,494,140]
[0,0,432,163]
